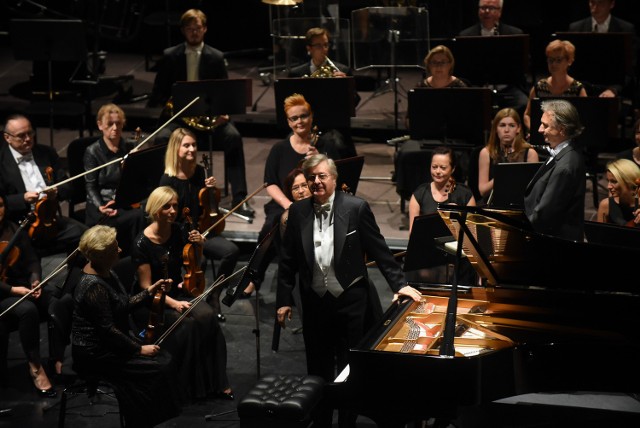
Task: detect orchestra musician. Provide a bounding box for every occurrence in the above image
[477,108,540,203]
[276,154,422,427]
[524,99,586,241]
[147,8,254,219]
[83,103,145,256]
[159,127,240,322]
[616,118,640,167]
[71,225,181,427]
[130,186,234,402]
[0,114,87,256]
[596,158,640,225]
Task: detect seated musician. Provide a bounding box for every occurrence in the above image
[596,158,640,225]
[146,8,254,219]
[0,192,65,398]
[83,103,145,256]
[159,127,240,322]
[130,186,234,402]
[71,225,181,427]
[0,113,87,256]
[477,108,539,204]
[616,119,640,168]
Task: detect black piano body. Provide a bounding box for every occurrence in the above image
[330,206,640,427]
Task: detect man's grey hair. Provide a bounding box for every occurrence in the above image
[540,99,585,140]
[301,153,338,179]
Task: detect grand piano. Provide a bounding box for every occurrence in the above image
[329,206,640,427]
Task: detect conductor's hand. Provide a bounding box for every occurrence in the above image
[140,344,160,357]
[393,285,422,303]
[277,306,292,328]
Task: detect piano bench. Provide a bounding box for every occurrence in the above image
[237,374,325,428]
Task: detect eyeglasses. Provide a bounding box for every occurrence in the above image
[309,43,330,49]
[429,60,451,67]
[479,6,500,12]
[184,25,204,33]
[287,113,311,123]
[4,130,35,142]
[291,183,309,193]
[307,173,331,182]
[547,57,567,64]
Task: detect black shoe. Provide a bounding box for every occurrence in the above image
[232,201,255,218]
[35,386,57,398]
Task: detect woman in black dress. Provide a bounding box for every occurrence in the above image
[159,127,239,321]
[71,225,180,427]
[130,186,233,401]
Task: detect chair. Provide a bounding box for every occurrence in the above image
[65,136,99,222]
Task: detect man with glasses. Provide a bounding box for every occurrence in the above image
[147,8,254,218]
[0,113,87,256]
[276,153,422,427]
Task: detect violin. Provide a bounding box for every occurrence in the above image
[144,252,169,345]
[625,178,640,228]
[198,154,223,235]
[1,214,35,283]
[182,208,206,297]
[29,167,59,243]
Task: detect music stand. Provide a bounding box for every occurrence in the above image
[441,35,531,86]
[274,78,356,129]
[351,7,430,129]
[114,143,167,208]
[408,87,492,146]
[404,213,454,273]
[334,155,365,195]
[487,162,543,209]
[171,79,252,117]
[9,19,87,147]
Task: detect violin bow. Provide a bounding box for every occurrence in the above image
[154,266,247,346]
[0,248,80,319]
[41,96,201,192]
[202,183,267,238]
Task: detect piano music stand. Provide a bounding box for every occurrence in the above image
[488,162,543,209]
[274,77,356,129]
[9,19,87,147]
[114,143,167,208]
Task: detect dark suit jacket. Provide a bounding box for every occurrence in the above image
[0,143,71,222]
[277,190,404,310]
[288,60,352,78]
[148,43,228,107]
[568,16,636,33]
[458,22,524,36]
[523,142,586,241]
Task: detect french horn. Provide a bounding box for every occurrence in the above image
[163,97,219,131]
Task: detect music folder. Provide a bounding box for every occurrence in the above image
[488,162,542,208]
[114,143,167,208]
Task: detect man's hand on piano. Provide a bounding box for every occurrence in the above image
[394,285,422,303]
[277,306,292,328]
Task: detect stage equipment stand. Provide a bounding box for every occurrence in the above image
[9,18,87,146]
[351,6,429,130]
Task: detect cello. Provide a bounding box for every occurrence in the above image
[182,208,206,297]
[29,167,59,243]
[198,154,223,235]
[144,252,169,345]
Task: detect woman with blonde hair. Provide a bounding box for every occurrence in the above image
[597,158,640,225]
[523,39,587,130]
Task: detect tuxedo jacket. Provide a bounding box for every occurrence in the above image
[277,191,404,309]
[0,143,71,222]
[458,22,524,36]
[568,16,636,33]
[148,43,228,107]
[523,142,586,241]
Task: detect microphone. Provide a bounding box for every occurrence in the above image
[386,135,410,146]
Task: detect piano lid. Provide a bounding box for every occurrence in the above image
[410,205,640,294]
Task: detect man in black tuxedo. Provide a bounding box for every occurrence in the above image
[568,0,638,99]
[524,100,586,241]
[1,114,87,256]
[458,0,529,115]
[147,8,254,218]
[276,154,421,427]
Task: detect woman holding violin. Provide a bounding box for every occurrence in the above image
[130,186,233,402]
[159,127,239,321]
[0,192,57,397]
[596,158,640,226]
[71,225,181,427]
[84,103,145,256]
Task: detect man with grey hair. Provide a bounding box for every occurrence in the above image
[276,153,421,427]
[524,99,586,241]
